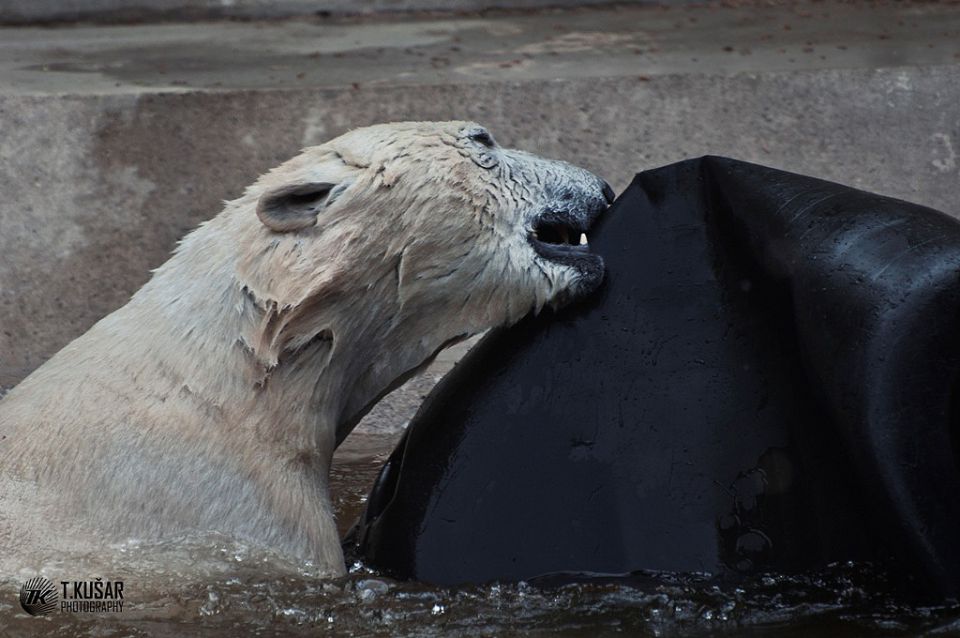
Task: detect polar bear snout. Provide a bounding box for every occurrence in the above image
[530,177,612,245]
[525,174,613,301]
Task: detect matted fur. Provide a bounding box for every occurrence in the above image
[0,121,609,577]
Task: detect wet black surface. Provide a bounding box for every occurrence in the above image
[356,157,960,598]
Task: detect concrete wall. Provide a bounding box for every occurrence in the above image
[2,0,959,388]
[3,66,958,387]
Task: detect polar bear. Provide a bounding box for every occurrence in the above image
[0,121,612,577]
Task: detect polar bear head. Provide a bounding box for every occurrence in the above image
[232,121,611,399]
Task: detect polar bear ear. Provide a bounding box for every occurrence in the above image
[256,182,337,232]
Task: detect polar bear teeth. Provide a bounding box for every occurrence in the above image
[579,233,588,246]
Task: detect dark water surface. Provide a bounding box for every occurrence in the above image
[6,568,960,638]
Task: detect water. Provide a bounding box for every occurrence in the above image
[3,372,960,637]
[4,545,960,637]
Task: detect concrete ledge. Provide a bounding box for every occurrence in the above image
[4,3,960,96]
[1,2,959,389]
[0,0,653,25]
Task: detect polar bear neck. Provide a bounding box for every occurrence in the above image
[0,203,479,567]
[128,217,462,465]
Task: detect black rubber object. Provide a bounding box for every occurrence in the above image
[351,157,960,597]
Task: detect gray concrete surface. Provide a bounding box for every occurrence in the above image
[1,0,656,25]
[5,3,960,95]
[1,1,959,399]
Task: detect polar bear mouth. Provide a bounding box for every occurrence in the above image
[532,221,589,247]
[528,210,600,267]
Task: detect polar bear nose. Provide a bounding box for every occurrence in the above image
[601,181,615,205]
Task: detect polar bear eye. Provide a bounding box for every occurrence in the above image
[469,130,495,148]
[462,126,496,148]
[459,126,499,168]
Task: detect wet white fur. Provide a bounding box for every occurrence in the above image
[0,121,606,576]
